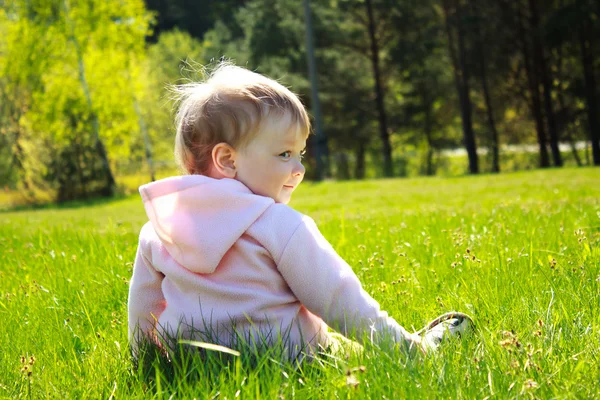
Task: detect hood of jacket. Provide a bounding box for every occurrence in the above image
[139,175,274,274]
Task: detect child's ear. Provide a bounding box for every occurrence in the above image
[211,143,237,179]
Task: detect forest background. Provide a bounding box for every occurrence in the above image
[1,0,599,205]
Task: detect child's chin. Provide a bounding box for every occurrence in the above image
[275,196,291,205]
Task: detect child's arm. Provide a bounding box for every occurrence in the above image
[276,216,418,349]
[128,226,167,352]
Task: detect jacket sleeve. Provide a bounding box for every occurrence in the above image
[127,228,166,353]
[276,216,416,347]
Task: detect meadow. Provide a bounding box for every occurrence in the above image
[1,167,599,399]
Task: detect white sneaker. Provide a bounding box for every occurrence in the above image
[417,312,474,352]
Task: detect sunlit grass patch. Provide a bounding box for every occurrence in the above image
[0,167,598,398]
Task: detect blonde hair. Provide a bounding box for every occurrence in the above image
[172,63,311,175]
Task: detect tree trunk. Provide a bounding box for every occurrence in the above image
[73,124,87,198]
[566,129,583,166]
[3,89,29,190]
[556,84,583,167]
[472,0,500,173]
[133,97,155,182]
[457,17,479,174]
[365,0,393,177]
[354,139,367,179]
[303,0,329,180]
[12,138,29,191]
[64,0,116,196]
[579,22,600,165]
[423,94,435,176]
[335,152,351,180]
[555,30,582,167]
[585,141,591,165]
[517,3,550,168]
[442,0,479,174]
[424,141,435,176]
[529,0,562,167]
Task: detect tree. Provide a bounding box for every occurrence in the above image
[364,0,393,177]
[0,0,153,201]
[529,0,562,167]
[0,0,64,193]
[442,0,479,174]
[63,0,116,196]
[543,0,600,166]
[578,10,600,165]
[471,0,501,172]
[386,0,457,176]
[144,0,248,42]
[303,0,328,181]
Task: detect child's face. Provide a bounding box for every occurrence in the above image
[234,114,306,204]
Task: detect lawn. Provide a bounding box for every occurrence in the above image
[1,167,599,398]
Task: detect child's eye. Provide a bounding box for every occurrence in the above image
[279,151,292,159]
[300,149,306,160]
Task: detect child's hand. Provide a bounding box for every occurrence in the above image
[413,334,428,356]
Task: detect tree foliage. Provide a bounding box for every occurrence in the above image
[1,0,153,200]
[0,0,598,202]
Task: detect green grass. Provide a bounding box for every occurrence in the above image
[1,167,599,398]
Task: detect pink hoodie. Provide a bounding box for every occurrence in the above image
[128,175,414,357]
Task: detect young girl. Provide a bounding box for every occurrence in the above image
[128,63,473,359]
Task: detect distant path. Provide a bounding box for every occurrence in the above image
[441,141,588,157]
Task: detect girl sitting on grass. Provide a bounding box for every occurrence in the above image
[127,62,473,360]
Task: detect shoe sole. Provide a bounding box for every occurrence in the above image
[416,311,475,336]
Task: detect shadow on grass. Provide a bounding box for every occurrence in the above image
[0,192,137,214]
[130,336,316,397]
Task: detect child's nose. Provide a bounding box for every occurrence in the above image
[293,160,305,177]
